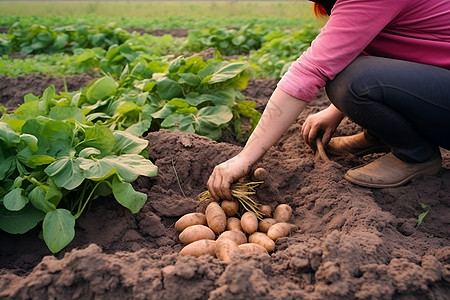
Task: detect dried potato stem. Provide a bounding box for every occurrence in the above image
[198,182,264,219]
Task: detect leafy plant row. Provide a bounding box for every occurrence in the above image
[0,52,260,253]
[0,22,132,55]
[0,86,158,253]
[1,23,319,79]
[185,24,270,56]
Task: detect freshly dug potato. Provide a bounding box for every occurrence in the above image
[215,238,241,263]
[253,167,269,180]
[175,212,207,232]
[205,202,227,234]
[273,204,293,222]
[179,225,216,245]
[259,204,272,218]
[238,243,269,256]
[226,217,242,232]
[258,218,277,233]
[241,211,258,234]
[221,200,239,217]
[179,239,216,257]
[267,222,296,240]
[217,230,247,245]
[248,232,276,252]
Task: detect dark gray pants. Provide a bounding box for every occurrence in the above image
[326,56,450,163]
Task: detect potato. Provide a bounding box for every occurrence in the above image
[267,222,296,240]
[258,218,278,233]
[175,212,207,232]
[179,225,216,245]
[238,243,269,256]
[226,217,242,232]
[221,200,239,217]
[215,238,241,263]
[240,211,258,234]
[259,204,272,218]
[248,232,276,252]
[273,204,293,222]
[205,202,227,234]
[254,167,269,180]
[217,230,247,245]
[179,239,216,257]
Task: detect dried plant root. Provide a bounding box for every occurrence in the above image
[198,181,265,219]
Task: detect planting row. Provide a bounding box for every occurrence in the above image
[1,21,319,79]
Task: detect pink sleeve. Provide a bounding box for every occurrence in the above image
[277,0,407,102]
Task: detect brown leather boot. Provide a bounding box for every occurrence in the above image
[344,152,442,188]
[326,131,390,156]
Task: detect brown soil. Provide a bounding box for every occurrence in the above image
[0,74,449,300]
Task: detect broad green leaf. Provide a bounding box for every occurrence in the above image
[40,85,55,114]
[156,77,183,100]
[185,88,235,107]
[26,155,56,167]
[77,158,115,181]
[79,154,158,182]
[123,92,148,106]
[52,34,69,50]
[20,134,38,152]
[178,73,201,86]
[41,120,74,157]
[22,118,74,158]
[44,157,85,190]
[0,156,16,181]
[43,209,75,253]
[76,124,114,156]
[29,185,56,213]
[160,113,195,132]
[124,119,152,137]
[193,106,233,140]
[196,105,233,127]
[45,179,62,207]
[112,176,147,213]
[49,106,86,123]
[199,61,247,84]
[3,188,29,211]
[11,101,40,119]
[0,122,20,146]
[112,131,148,155]
[168,56,184,73]
[86,76,117,104]
[232,35,246,46]
[78,147,101,158]
[151,105,178,120]
[116,101,139,116]
[0,204,45,234]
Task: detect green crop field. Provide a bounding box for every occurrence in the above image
[0,1,324,28]
[0,1,325,252]
[0,1,316,19]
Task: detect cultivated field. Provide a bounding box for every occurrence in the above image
[1,2,449,299]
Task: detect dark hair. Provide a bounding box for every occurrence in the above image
[312,0,335,17]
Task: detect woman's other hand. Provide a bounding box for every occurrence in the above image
[301,104,344,148]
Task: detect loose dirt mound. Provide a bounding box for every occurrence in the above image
[0,74,449,299]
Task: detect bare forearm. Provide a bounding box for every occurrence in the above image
[238,87,308,165]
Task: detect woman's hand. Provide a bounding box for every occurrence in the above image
[208,87,309,201]
[301,104,344,148]
[207,155,252,201]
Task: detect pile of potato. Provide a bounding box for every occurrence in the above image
[175,200,296,263]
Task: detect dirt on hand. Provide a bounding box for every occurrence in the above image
[0,74,449,300]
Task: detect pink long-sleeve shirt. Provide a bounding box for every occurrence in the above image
[278,0,450,102]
